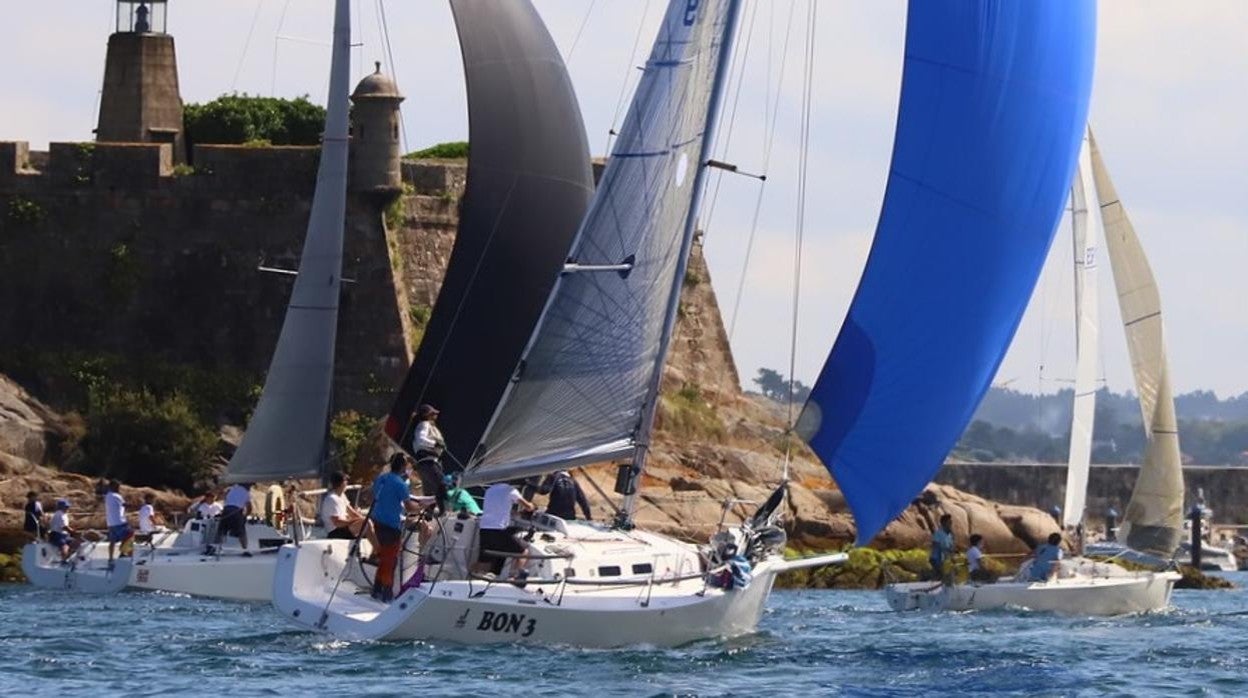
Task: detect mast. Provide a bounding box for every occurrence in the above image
[1062,129,1102,532]
[622,0,746,520]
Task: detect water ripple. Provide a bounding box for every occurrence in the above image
[0,574,1246,696]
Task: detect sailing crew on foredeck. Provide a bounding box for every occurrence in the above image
[538,470,592,521]
[409,404,448,515]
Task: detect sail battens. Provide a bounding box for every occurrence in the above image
[801,2,1096,545]
[225,0,351,485]
[1123,311,1162,327]
[384,0,595,464]
[467,0,742,479]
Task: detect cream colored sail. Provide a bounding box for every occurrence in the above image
[1063,131,1101,530]
[1089,130,1184,555]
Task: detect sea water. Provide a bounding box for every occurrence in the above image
[2,575,1246,697]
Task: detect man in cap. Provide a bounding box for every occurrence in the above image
[409,404,447,515]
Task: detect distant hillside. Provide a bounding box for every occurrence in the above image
[973,387,1248,435]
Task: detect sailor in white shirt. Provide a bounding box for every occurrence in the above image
[320,471,377,547]
[217,483,253,553]
[477,481,535,577]
[49,499,75,560]
[102,479,131,562]
[409,404,448,510]
[138,492,163,534]
[188,491,223,519]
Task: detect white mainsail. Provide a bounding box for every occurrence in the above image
[1089,130,1185,555]
[1062,130,1102,530]
[225,0,352,483]
[463,0,744,485]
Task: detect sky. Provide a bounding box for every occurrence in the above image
[2,1,1245,398]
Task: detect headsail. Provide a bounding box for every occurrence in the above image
[225,0,351,484]
[463,0,745,485]
[798,2,1097,544]
[1063,130,1103,530]
[1090,131,1185,555]
[384,0,595,465]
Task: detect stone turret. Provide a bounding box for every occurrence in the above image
[96,1,186,163]
[350,62,405,198]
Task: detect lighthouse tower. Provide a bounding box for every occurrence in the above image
[96,1,186,163]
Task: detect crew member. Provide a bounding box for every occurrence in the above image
[103,479,132,563]
[23,491,43,540]
[539,470,592,521]
[478,480,535,577]
[371,453,418,602]
[409,404,448,515]
[217,482,253,554]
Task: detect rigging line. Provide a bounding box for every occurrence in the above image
[726,0,798,341]
[606,0,652,155]
[786,0,816,439]
[700,0,760,236]
[270,0,294,96]
[376,0,408,153]
[354,0,365,84]
[564,0,599,66]
[232,0,266,92]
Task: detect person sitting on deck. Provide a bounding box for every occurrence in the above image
[137,492,164,539]
[49,499,75,561]
[1029,532,1065,582]
[443,472,481,516]
[538,470,591,521]
[322,471,378,549]
[23,491,44,541]
[927,514,955,581]
[477,480,536,577]
[370,453,421,602]
[967,533,996,583]
[188,491,223,520]
[216,483,253,555]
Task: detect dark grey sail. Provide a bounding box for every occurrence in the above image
[464,0,744,485]
[384,0,594,466]
[225,0,351,483]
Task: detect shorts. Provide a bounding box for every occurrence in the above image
[327,527,354,540]
[49,531,70,547]
[219,506,247,539]
[479,527,525,573]
[107,523,131,543]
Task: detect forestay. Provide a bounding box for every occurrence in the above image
[1090,131,1185,555]
[466,0,744,484]
[225,0,351,484]
[1063,130,1103,530]
[384,0,595,465]
[799,2,1097,544]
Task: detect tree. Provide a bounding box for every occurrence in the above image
[753,368,787,402]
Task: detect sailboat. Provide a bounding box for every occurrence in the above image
[23,0,356,601]
[884,129,1182,614]
[274,1,1093,645]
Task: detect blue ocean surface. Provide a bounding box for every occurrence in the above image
[1,575,1246,697]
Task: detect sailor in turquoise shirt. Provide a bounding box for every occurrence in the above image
[443,474,481,515]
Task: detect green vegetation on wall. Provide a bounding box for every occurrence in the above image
[183,94,327,151]
[657,383,726,442]
[329,410,375,474]
[405,141,469,160]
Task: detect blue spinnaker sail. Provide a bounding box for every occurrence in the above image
[799,2,1097,544]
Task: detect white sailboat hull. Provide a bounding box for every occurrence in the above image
[884,560,1179,615]
[272,539,798,646]
[21,542,133,594]
[129,550,278,602]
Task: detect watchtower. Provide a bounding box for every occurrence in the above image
[96,1,186,163]
[350,62,405,198]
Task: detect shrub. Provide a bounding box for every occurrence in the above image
[78,388,217,493]
[183,94,326,151]
[6,196,44,224]
[405,141,469,160]
[329,410,375,473]
[656,383,726,442]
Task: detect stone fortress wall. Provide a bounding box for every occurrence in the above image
[0,139,474,416]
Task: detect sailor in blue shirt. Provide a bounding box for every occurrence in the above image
[928,514,955,581]
[370,453,414,601]
[1029,532,1065,582]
